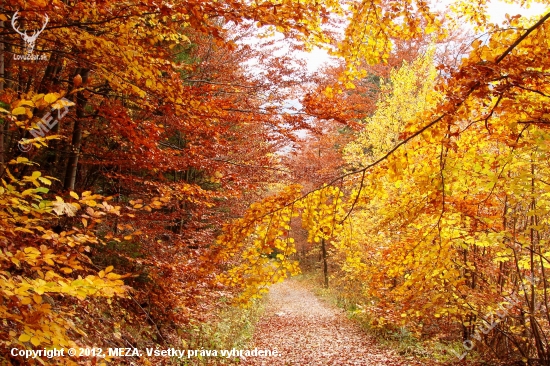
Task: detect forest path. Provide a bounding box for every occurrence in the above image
[243,279,429,366]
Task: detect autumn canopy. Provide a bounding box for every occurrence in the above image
[1,0,550,364]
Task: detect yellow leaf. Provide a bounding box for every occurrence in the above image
[70,191,79,199]
[19,334,31,342]
[12,107,27,115]
[345,81,356,89]
[32,93,45,102]
[33,294,43,304]
[21,297,32,305]
[51,98,75,109]
[38,177,52,185]
[17,100,34,107]
[105,265,114,273]
[44,93,59,104]
[30,336,41,346]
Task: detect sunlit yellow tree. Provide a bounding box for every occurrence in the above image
[219,7,550,363]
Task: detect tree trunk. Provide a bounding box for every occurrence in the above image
[321,237,328,288]
[0,19,12,178]
[0,16,5,175]
[63,68,89,190]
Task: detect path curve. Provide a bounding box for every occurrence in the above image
[243,280,429,366]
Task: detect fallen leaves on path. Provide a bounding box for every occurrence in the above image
[243,280,436,366]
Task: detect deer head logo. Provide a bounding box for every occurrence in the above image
[11,11,49,56]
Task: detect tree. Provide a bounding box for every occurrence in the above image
[0,0,339,362]
[3,0,550,363]
[217,6,550,364]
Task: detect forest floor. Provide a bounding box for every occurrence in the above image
[242,279,438,366]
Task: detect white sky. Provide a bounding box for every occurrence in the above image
[485,0,548,22]
[301,0,549,72]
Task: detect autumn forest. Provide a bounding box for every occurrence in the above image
[1,0,550,364]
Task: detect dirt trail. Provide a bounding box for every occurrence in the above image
[243,280,429,366]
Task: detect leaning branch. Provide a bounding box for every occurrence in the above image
[221,10,550,224]
[495,11,550,64]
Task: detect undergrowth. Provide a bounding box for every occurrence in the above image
[66,296,265,366]
[179,298,266,365]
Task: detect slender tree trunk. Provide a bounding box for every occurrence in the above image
[64,68,89,190]
[42,53,70,181]
[529,160,545,360]
[0,17,4,92]
[321,237,328,288]
[0,22,12,178]
[0,16,5,175]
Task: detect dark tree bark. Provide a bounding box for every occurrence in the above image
[63,68,89,190]
[321,237,329,288]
